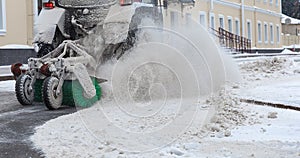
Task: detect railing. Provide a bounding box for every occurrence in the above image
[211,27,251,53]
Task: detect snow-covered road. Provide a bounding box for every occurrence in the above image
[28,56,300,157]
[0,80,76,158]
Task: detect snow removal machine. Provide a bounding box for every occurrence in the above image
[11,0,164,110]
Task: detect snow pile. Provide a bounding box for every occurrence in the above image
[239,57,296,80]
[204,90,252,138]
[281,48,296,54]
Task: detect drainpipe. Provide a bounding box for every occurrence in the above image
[241,0,245,37]
[253,0,256,47]
[210,0,214,31]
[33,0,38,25]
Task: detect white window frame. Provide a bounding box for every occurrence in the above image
[235,18,240,36]
[246,19,252,40]
[276,24,280,44]
[199,11,207,28]
[170,11,179,29]
[210,12,215,30]
[257,21,262,43]
[218,14,225,29]
[227,16,233,33]
[0,0,6,35]
[185,13,192,26]
[270,23,274,44]
[264,22,268,44]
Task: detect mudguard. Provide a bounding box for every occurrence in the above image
[34,8,67,44]
[102,2,154,45]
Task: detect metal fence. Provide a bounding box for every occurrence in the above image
[212,27,251,53]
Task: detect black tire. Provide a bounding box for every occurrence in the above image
[37,44,54,57]
[15,75,34,105]
[42,77,63,110]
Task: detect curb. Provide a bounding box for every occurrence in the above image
[0,75,14,81]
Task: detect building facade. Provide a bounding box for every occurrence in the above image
[0,0,39,47]
[281,14,300,46]
[0,0,282,48]
[164,0,282,49]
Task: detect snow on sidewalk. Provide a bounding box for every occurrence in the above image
[239,77,300,108]
[0,65,12,77]
[0,80,15,92]
[221,103,300,142]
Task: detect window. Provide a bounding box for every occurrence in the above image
[276,25,280,43]
[228,17,233,33]
[264,23,268,43]
[199,12,206,28]
[247,20,252,40]
[270,24,274,43]
[0,0,6,35]
[186,13,192,26]
[210,13,215,30]
[258,22,262,42]
[270,0,273,4]
[170,11,178,29]
[276,0,278,5]
[235,19,240,35]
[219,15,224,29]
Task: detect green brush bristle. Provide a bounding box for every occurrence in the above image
[34,79,44,102]
[33,77,101,107]
[72,78,102,108]
[62,80,76,106]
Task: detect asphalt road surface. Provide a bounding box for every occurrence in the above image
[0,91,76,158]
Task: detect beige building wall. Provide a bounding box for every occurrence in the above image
[282,34,300,46]
[281,24,300,46]
[282,24,300,35]
[163,0,282,49]
[0,0,34,46]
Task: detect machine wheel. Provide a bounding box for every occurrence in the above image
[42,77,63,110]
[15,75,34,105]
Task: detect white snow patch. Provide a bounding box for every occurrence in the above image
[0,80,15,92]
[282,14,300,24]
[239,77,300,108]
[0,44,33,49]
[0,65,12,77]
[221,104,300,142]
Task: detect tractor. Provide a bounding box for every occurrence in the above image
[11,0,164,110]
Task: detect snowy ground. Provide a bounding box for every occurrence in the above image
[0,65,12,77]
[0,80,15,92]
[29,56,300,157]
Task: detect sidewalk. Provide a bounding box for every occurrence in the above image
[0,66,13,81]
